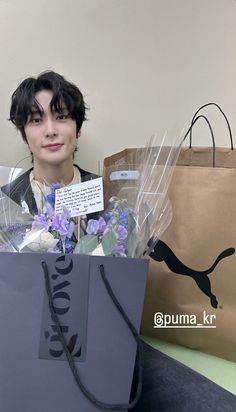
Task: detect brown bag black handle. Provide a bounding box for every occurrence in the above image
[183,114,216,167]
[183,103,234,167]
[189,102,234,150]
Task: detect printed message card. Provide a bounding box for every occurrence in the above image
[55,177,104,217]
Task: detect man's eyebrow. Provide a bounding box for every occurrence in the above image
[28,110,43,118]
[30,104,44,115]
[31,109,41,114]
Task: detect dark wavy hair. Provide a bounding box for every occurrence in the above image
[9,71,87,142]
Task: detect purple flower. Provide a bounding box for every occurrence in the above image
[52,183,61,191]
[52,216,68,237]
[45,203,55,219]
[86,219,99,235]
[111,244,127,257]
[105,211,112,221]
[46,183,60,207]
[6,223,23,234]
[56,238,75,254]
[86,217,107,235]
[116,225,128,240]
[121,210,128,218]
[61,207,70,221]
[32,214,50,231]
[46,192,56,207]
[52,208,74,238]
[119,210,129,227]
[98,217,106,233]
[65,244,75,253]
[103,223,112,235]
[64,239,75,254]
[47,247,61,253]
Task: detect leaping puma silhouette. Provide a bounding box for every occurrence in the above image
[150,240,235,308]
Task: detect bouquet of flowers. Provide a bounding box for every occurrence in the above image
[0,133,182,257]
[0,183,75,253]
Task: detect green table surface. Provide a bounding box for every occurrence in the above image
[143,336,236,396]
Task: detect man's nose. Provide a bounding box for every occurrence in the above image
[44,118,58,138]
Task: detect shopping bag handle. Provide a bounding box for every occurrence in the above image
[183,114,216,167]
[188,102,234,150]
[41,260,142,410]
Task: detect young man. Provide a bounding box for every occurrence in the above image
[2,71,97,215]
[2,71,236,411]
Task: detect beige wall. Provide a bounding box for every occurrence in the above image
[0,0,235,174]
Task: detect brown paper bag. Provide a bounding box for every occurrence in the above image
[103,104,236,361]
[141,145,236,362]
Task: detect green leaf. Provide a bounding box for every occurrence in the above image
[74,235,98,254]
[127,211,136,233]
[101,231,117,255]
[126,232,139,258]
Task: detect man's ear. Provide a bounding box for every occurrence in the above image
[77,129,81,139]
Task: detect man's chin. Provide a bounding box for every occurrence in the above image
[37,153,74,166]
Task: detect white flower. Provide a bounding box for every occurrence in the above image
[24,229,58,252]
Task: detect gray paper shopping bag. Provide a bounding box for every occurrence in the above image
[0,253,148,412]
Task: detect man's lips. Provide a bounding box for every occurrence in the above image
[43,143,63,148]
[42,143,64,151]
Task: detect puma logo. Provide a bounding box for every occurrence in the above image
[150,240,235,308]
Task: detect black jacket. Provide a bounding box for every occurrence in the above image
[1,165,98,216]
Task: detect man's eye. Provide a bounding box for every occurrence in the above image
[31,117,41,123]
[56,114,69,120]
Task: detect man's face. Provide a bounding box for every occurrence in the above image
[24,90,78,167]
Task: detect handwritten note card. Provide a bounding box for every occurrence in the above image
[55,177,104,217]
